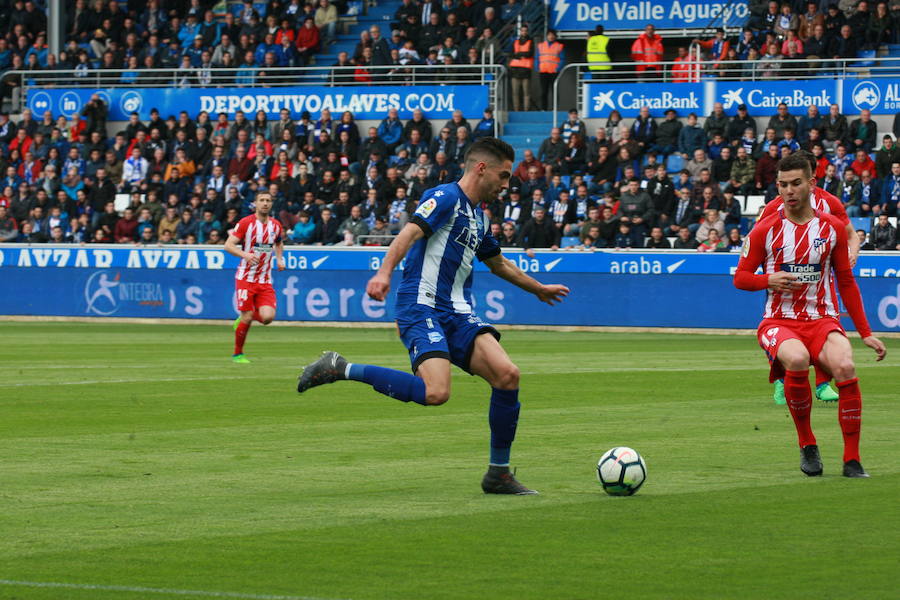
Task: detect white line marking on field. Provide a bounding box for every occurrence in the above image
[0,375,273,388]
[0,579,350,600]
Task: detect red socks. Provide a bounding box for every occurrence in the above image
[813,364,829,387]
[234,320,251,355]
[784,370,816,447]
[836,378,862,463]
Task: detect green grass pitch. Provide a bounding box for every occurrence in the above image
[1,322,898,600]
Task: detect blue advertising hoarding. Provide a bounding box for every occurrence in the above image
[26,85,490,121]
[2,246,899,332]
[585,80,846,118]
[550,0,749,31]
[840,79,900,116]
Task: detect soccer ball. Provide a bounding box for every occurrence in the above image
[597,447,647,496]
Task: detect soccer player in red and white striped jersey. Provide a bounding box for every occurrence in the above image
[756,154,861,404]
[224,192,284,363]
[734,153,885,478]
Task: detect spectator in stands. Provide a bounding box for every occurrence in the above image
[619,177,653,234]
[728,145,756,194]
[560,109,586,145]
[686,149,712,182]
[519,206,559,253]
[767,103,798,141]
[693,28,730,74]
[315,0,338,46]
[871,213,898,249]
[755,143,780,192]
[819,162,840,195]
[648,109,681,157]
[472,108,496,140]
[339,204,368,244]
[848,109,878,153]
[630,106,657,155]
[797,105,824,143]
[832,143,853,178]
[538,127,565,174]
[698,228,726,252]
[677,113,706,159]
[857,229,874,250]
[858,170,881,215]
[798,1,826,40]
[631,24,664,79]
[832,24,858,58]
[882,161,900,216]
[837,168,861,215]
[296,17,321,66]
[850,148,877,176]
[875,136,900,178]
[509,24,534,112]
[0,204,17,242]
[498,222,519,247]
[645,226,671,248]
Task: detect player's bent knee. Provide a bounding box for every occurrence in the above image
[260,317,274,325]
[781,350,810,372]
[830,358,856,382]
[425,389,450,405]
[494,363,520,390]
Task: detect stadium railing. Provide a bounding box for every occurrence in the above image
[4,63,508,113]
[553,56,900,119]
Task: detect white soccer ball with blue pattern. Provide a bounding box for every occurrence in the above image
[597,447,646,496]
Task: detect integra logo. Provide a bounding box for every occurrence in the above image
[781,263,821,283]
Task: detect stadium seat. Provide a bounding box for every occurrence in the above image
[851,217,871,233]
[561,236,581,248]
[850,49,877,68]
[560,175,571,188]
[666,154,684,172]
[889,216,898,229]
[739,217,753,235]
[743,195,766,216]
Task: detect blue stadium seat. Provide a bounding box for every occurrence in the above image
[851,217,872,233]
[561,236,581,248]
[885,44,900,57]
[560,175,571,188]
[666,154,684,172]
[851,49,877,68]
[739,217,753,235]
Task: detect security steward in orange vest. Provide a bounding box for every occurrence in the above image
[509,24,534,112]
[631,24,664,78]
[537,29,564,111]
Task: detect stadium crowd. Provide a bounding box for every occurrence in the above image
[0,0,899,251]
[0,93,898,251]
[633,1,900,81]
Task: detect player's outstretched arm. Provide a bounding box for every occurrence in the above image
[224,233,258,265]
[366,222,425,300]
[483,254,569,305]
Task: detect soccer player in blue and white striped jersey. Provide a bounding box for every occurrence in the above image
[297,138,569,494]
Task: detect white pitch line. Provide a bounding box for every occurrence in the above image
[0,375,274,388]
[0,579,350,600]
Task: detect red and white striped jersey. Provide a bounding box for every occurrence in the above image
[738,210,852,321]
[233,215,283,284]
[759,188,850,226]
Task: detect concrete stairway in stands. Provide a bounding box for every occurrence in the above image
[501,111,566,156]
[305,2,397,83]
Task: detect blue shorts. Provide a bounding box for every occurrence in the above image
[396,304,500,374]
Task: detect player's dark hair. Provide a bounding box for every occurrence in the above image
[777,152,812,178]
[464,137,515,166]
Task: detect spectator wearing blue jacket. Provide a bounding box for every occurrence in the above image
[184,36,206,67]
[377,108,403,154]
[882,161,900,216]
[290,212,317,244]
[472,108,496,139]
[677,113,706,158]
[178,15,202,47]
[254,34,280,66]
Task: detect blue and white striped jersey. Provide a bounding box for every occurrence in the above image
[396,182,501,314]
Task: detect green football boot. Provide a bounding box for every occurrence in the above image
[816,382,839,403]
[773,379,786,405]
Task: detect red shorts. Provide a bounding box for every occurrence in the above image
[235,279,277,313]
[757,317,845,382]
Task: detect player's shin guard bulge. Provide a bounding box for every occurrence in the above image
[784,370,816,448]
[837,378,862,463]
[488,388,520,467]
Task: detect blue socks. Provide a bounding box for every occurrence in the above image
[346,363,427,405]
[488,388,520,466]
[344,365,521,466]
